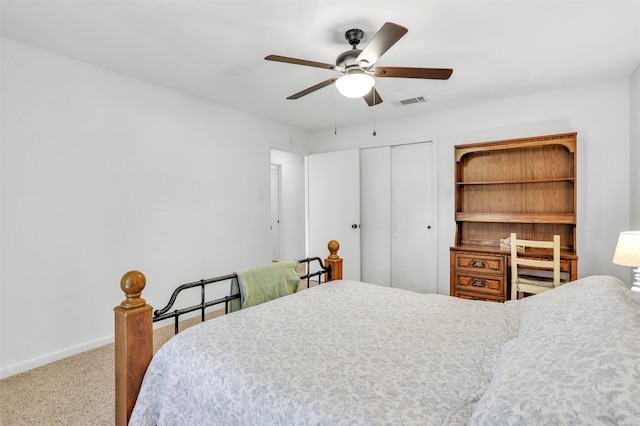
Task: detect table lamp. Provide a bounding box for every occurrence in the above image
[612,231,640,292]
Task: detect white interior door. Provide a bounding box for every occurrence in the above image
[270,164,281,261]
[391,142,437,293]
[308,149,361,280]
[360,147,391,286]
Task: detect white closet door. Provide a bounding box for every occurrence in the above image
[391,142,437,293]
[360,147,391,286]
[308,149,361,281]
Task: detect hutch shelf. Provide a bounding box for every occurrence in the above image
[450,132,578,302]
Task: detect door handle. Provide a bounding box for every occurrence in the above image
[351,224,360,229]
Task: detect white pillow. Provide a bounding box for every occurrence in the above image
[471,276,640,425]
[509,275,632,337]
[470,311,640,425]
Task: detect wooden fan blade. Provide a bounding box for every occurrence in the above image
[356,22,408,67]
[287,78,339,99]
[265,55,341,71]
[373,66,453,80]
[363,88,383,106]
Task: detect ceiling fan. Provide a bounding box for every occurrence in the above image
[265,22,453,106]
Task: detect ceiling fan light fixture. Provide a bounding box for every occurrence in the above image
[335,72,375,98]
[265,22,452,106]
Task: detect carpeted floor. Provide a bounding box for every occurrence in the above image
[1,343,116,425]
[0,279,316,425]
[0,315,208,425]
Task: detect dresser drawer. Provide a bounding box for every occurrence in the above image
[454,273,505,297]
[454,253,504,274]
[455,291,504,303]
[450,249,509,302]
[507,256,573,274]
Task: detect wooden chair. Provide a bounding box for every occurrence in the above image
[510,233,561,300]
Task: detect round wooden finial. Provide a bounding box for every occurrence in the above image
[119,270,147,309]
[327,240,340,259]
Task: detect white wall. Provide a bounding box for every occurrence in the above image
[629,64,640,285]
[2,34,636,377]
[630,64,640,231]
[270,149,306,261]
[309,78,632,292]
[0,38,311,378]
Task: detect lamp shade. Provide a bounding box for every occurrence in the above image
[335,72,375,98]
[612,231,640,267]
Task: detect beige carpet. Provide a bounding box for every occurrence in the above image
[0,314,215,425]
[0,280,318,425]
[1,343,116,425]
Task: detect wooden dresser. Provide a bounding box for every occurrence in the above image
[450,133,578,302]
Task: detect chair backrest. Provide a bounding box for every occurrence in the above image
[510,232,561,290]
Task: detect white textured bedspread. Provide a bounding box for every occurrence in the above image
[130,280,515,425]
[130,276,640,425]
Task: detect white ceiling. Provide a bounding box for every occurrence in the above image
[2,0,639,132]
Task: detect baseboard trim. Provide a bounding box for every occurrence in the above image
[1,308,228,379]
[0,335,114,379]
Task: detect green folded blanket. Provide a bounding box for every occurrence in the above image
[229,260,301,311]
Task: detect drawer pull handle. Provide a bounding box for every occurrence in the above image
[471,259,486,268]
[471,278,486,287]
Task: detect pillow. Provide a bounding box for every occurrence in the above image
[508,275,633,337]
[470,312,640,425]
[470,277,640,425]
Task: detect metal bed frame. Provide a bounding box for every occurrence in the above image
[152,257,332,334]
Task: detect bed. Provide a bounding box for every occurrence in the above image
[115,244,640,425]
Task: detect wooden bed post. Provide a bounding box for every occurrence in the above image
[114,271,153,426]
[324,240,343,281]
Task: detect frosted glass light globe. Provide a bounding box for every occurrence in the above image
[335,73,375,98]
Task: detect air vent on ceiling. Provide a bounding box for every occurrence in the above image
[399,96,429,106]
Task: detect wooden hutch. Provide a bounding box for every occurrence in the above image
[450,133,578,302]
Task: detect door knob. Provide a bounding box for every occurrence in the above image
[351,224,359,229]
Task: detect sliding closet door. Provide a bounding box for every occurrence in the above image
[360,147,391,286]
[390,142,437,293]
[360,142,437,292]
[308,149,361,281]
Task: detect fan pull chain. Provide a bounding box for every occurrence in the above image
[372,90,377,136]
[334,85,338,135]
